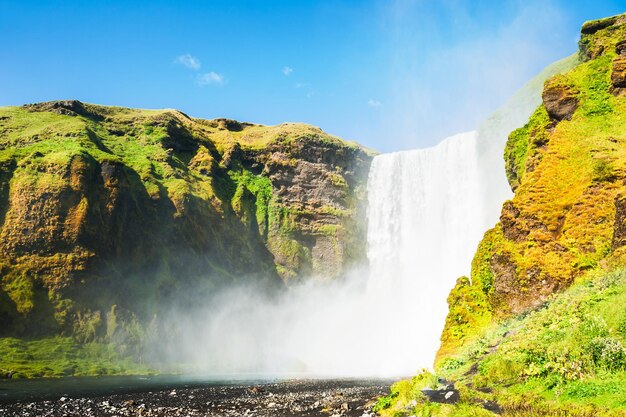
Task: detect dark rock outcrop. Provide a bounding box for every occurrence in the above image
[581,15,618,35]
[542,81,578,121]
[612,195,626,250]
[611,55,626,92]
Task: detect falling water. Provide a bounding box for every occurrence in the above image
[171,131,509,377]
[364,131,488,371]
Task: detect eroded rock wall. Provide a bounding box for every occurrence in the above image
[0,102,372,341]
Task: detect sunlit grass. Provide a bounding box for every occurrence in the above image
[0,337,154,378]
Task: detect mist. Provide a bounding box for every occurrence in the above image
[141,36,577,376]
[147,131,492,378]
[119,1,585,380]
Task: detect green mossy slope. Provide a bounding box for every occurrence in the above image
[377,12,626,417]
[440,12,626,361]
[0,100,372,377]
[376,267,626,416]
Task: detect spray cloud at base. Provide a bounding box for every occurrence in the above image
[152,128,509,378]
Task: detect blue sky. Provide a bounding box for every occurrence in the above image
[1,1,624,151]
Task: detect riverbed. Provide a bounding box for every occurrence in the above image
[0,376,394,416]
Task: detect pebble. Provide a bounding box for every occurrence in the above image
[0,379,392,417]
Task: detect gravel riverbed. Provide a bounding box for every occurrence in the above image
[0,378,393,417]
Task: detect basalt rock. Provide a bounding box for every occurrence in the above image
[581,15,618,35]
[612,195,626,250]
[611,55,626,92]
[579,14,626,61]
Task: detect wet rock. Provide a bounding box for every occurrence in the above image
[0,379,392,417]
[482,400,502,414]
[421,386,460,404]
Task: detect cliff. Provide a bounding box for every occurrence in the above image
[439,12,626,359]
[0,101,372,356]
[375,13,626,417]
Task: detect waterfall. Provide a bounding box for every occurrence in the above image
[364,131,489,371]
[175,130,510,377]
[166,57,574,377]
[168,128,518,377]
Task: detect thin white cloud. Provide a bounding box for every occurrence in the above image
[368,99,382,107]
[282,66,293,76]
[197,72,225,86]
[175,54,201,70]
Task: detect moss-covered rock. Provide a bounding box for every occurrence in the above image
[0,101,373,353]
[438,11,626,369]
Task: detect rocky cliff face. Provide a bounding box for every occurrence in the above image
[0,101,372,341]
[438,13,626,361]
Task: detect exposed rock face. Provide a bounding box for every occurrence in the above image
[611,41,626,93]
[579,15,626,60]
[612,195,626,250]
[612,57,626,90]
[251,134,370,279]
[581,15,619,35]
[0,102,372,340]
[438,13,626,361]
[541,81,578,121]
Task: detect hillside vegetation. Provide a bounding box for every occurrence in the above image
[376,12,626,417]
[0,100,372,377]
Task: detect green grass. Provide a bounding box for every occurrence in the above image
[0,337,154,378]
[504,106,551,191]
[381,267,626,416]
[393,17,626,415]
[441,14,626,362]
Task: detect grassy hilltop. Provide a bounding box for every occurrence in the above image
[376,13,626,417]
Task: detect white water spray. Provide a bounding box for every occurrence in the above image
[166,57,579,375]
[364,131,489,371]
[169,130,507,377]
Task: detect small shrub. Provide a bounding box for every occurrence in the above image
[564,380,621,398]
[588,337,626,371]
[372,391,398,412]
[577,316,609,340]
[592,158,616,182]
[475,357,525,386]
[439,357,464,373]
